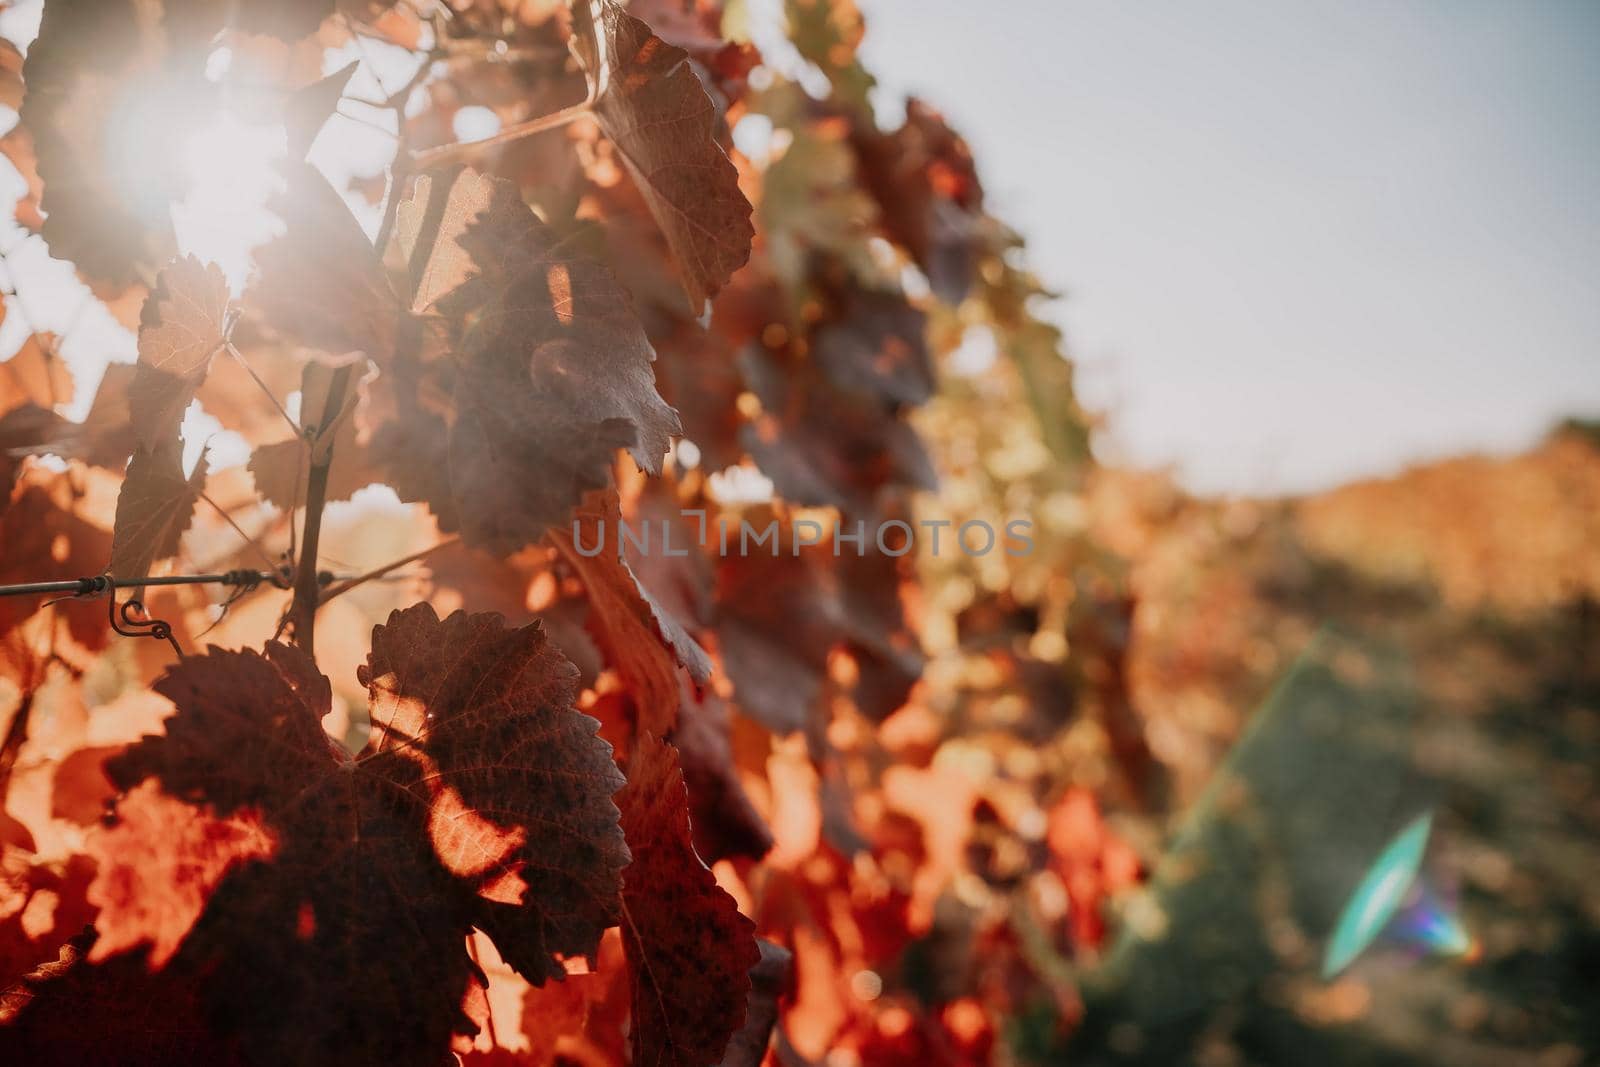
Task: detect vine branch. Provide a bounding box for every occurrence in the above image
[285,363,356,657]
[409,97,593,169]
[318,536,458,605]
[224,342,302,438]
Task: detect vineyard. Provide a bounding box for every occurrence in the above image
[0,2,1596,1065]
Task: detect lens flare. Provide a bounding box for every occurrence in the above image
[1322,812,1431,978]
[1322,811,1477,978]
[1388,878,1480,963]
[173,112,287,291]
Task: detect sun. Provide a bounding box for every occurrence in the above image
[171,111,288,292]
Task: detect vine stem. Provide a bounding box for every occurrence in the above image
[409,98,593,169]
[199,491,282,573]
[286,364,356,657]
[225,343,301,438]
[318,537,459,605]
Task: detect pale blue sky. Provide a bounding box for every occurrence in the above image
[860,1,1600,494]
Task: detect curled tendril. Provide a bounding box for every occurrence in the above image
[110,597,183,659]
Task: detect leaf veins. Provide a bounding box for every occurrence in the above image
[108,437,205,582]
[618,734,760,1067]
[374,168,681,552]
[571,0,755,309]
[127,256,231,451]
[12,605,629,1065]
[549,490,712,739]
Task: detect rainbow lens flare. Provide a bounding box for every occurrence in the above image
[1322,812,1433,978]
[1389,878,1481,963]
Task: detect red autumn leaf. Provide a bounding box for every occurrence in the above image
[672,681,773,863]
[571,0,755,309]
[810,281,934,410]
[0,931,246,1067]
[714,519,923,733]
[127,256,231,450]
[550,490,712,739]
[0,329,74,409]
[85,782,276,968]
[438,171,680,550]
[357,167,679,550]
[0,479,113,653]
[618,734,760,1067]
[739,338,935,521]
[24,605,630,1064]
[851,99,986,304]
[250,162,399,364]
[108,437,206,582]
[359,604,629,979]
[719,939,792,1067]
[19,0,194,283]
[248,361,379,509]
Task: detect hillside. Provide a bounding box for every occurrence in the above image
[1070,429,1600,1064]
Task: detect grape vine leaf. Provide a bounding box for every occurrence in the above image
[811,281,933,409]
[571,0,755,309]
[852,99,986,304]
[127,256,231,450]
[549,491,712,739]
[673,681,773,863]
[618,734,760,1067]
[86,782,276,969]
[249,361,379,509]
[362,605,630,981]
[16,606,630,1064]
[250,162,399,364]
[0,480,113,652]
[321,166,682,551]
[719,940,792,1067]
[108,438,206,582]
[715,522,923,732]
[19,0,188,283]
[417,169,680,551]
[738,340,935,520]
[0,931,246,1066]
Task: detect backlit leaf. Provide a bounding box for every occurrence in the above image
[571,0,755,308]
